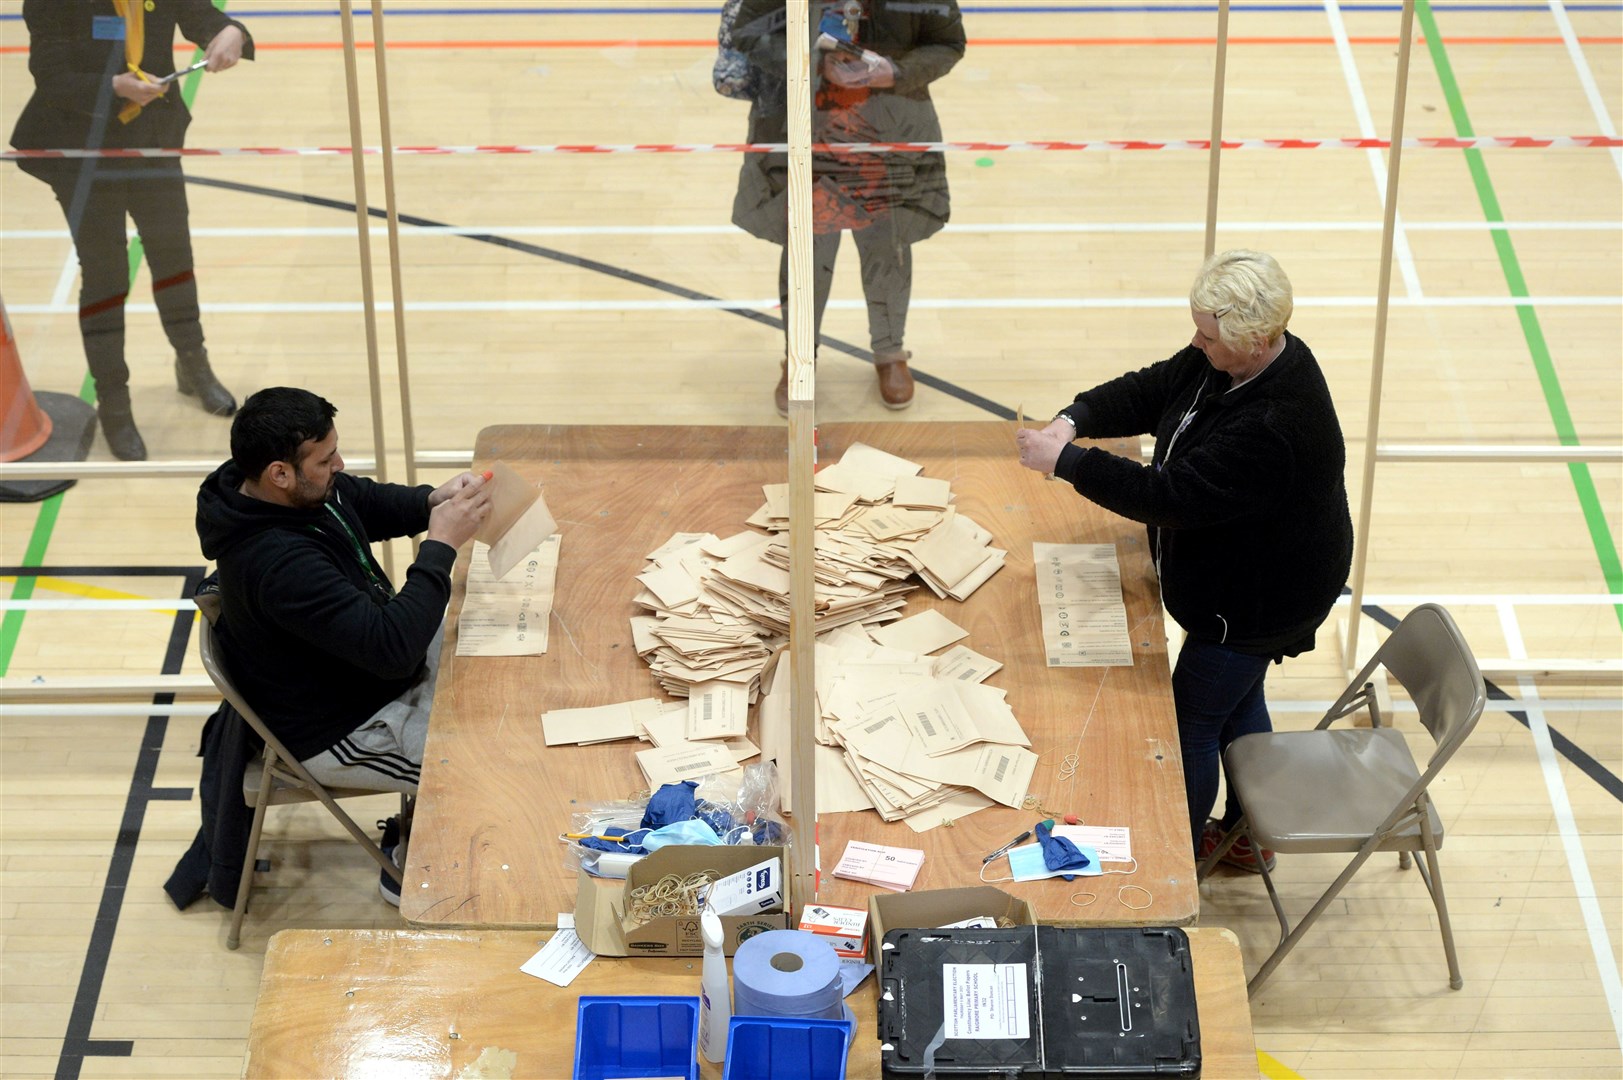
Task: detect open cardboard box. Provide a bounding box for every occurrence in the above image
[573,844,790,957]
[867,885,1036,959]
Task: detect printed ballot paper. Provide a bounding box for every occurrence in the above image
[1032,542,1134,667]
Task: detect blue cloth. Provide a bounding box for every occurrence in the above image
[1172,638,1273,855]
[640,780,700,829]
[694,800,734,837]
[1035,820,1090,881]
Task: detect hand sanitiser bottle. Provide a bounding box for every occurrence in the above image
[698,908,731,1064]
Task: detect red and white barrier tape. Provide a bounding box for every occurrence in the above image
[2,135,1619,159]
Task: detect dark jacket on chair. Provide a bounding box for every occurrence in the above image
[163,699,259,910]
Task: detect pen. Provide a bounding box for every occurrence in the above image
[982,829,1033,863]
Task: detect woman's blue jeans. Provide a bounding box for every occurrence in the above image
[1172,637,1274,855]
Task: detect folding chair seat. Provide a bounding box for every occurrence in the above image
[197,614,407,949]
[1198,602,1486,997]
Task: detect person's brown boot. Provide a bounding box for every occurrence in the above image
[874,348,914,410]
[774,359,789,418]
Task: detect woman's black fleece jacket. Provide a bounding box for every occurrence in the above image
[196,466,454,761]
[1053,332,1353,660]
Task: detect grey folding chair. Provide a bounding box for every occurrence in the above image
[1198,602,1487,997]
[196,613,405,949]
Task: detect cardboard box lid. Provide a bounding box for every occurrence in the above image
[867,885,1035,959]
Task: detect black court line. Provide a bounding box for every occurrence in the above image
[1360,605,1623,802]
[183,173,1016,420]
[55,569,203,1080]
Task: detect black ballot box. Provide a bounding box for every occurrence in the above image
[876,925,1201,1078]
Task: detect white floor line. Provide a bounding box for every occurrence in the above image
[0,599,196,611]
[1324,0,1424,299]
[1497,601,1623,1050]
[1268,698,1623,714]
[11,295,1619,316]
[1549,0,1623,179]
[1348,593,1623,606]
[5,220,1620,241]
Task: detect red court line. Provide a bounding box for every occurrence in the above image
[2,35,1621,55]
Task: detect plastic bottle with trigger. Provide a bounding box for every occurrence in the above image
[698,908,731,1063]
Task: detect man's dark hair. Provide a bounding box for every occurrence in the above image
[230,387,338,480]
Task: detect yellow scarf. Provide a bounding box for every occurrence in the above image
[111,0,151,125]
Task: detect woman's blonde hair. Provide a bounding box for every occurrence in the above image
[1189,249,1293,352]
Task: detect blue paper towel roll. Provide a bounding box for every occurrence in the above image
[732,930,846,1022]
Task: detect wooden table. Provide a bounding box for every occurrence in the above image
[404,423,1194,928]
[245,927,1258,1079]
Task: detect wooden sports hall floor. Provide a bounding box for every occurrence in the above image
[0,2,1618,1077]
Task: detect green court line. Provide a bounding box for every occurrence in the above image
[1416,0,1623,631]
[0,8,222,678]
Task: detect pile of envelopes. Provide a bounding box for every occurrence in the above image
[611,442,1030,828]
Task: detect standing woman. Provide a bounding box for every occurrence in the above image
[10,0,253,461]
[730,0,964,416]
[1015,250,1354,870]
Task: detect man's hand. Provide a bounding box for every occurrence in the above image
[425,472,491,548]
[204,25,246,72]
[427,470,484,509]
[112,72,166,105]
[1015,426,1068,476]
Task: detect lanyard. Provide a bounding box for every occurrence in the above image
[310,501,395,599]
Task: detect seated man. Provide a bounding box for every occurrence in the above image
[196,387,491,802]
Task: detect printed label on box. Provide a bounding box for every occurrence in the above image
[943,962,1030,1040]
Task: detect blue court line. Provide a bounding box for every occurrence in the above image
[7,3,1618,20]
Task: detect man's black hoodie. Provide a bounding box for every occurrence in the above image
[196,464,454,761]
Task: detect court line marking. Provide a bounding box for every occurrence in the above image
[1497,602,1623,1050]
[12,295,1619,316]
[1325,0,1423,298]
[7,220,1618,240]
[1417,0,1623,634]
[1549,0,1623,178]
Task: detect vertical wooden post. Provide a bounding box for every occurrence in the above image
[1203,0,1230,258]
[1344,2,1416,672]
[369,1,419,492]
[338,0,393,576]
[784,0,818,913]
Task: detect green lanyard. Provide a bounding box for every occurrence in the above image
[310,502,395,599]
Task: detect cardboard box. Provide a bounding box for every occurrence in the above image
[866,885,1036,960]
[798,903,869,956]
[573,844,790,957]
[706,856,783,916]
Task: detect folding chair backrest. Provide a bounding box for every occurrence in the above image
[1370,603,1487,767]
[198,617,306,776]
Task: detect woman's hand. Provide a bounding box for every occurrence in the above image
[1015,426,1068,475]
[204,25,245,72]
[111,72,166,105]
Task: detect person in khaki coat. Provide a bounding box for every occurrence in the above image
[729,0,965,415]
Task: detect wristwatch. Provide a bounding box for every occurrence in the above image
[1054,411,1077,433]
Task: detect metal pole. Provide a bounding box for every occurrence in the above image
[338,0,394,577]
[1344,1,1416,672]
[1203,0,1231,258]
[784,0,818,914]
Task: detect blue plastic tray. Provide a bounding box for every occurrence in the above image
[573,995,700,1080]
[723,1015,855,1080]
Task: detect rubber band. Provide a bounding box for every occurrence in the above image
[1118,884,1153,910]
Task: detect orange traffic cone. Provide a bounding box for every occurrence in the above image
[0,294,96,503]
[0,295,53,462]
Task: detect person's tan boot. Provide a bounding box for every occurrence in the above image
[774,358,789,418]
[874,348,914,410]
